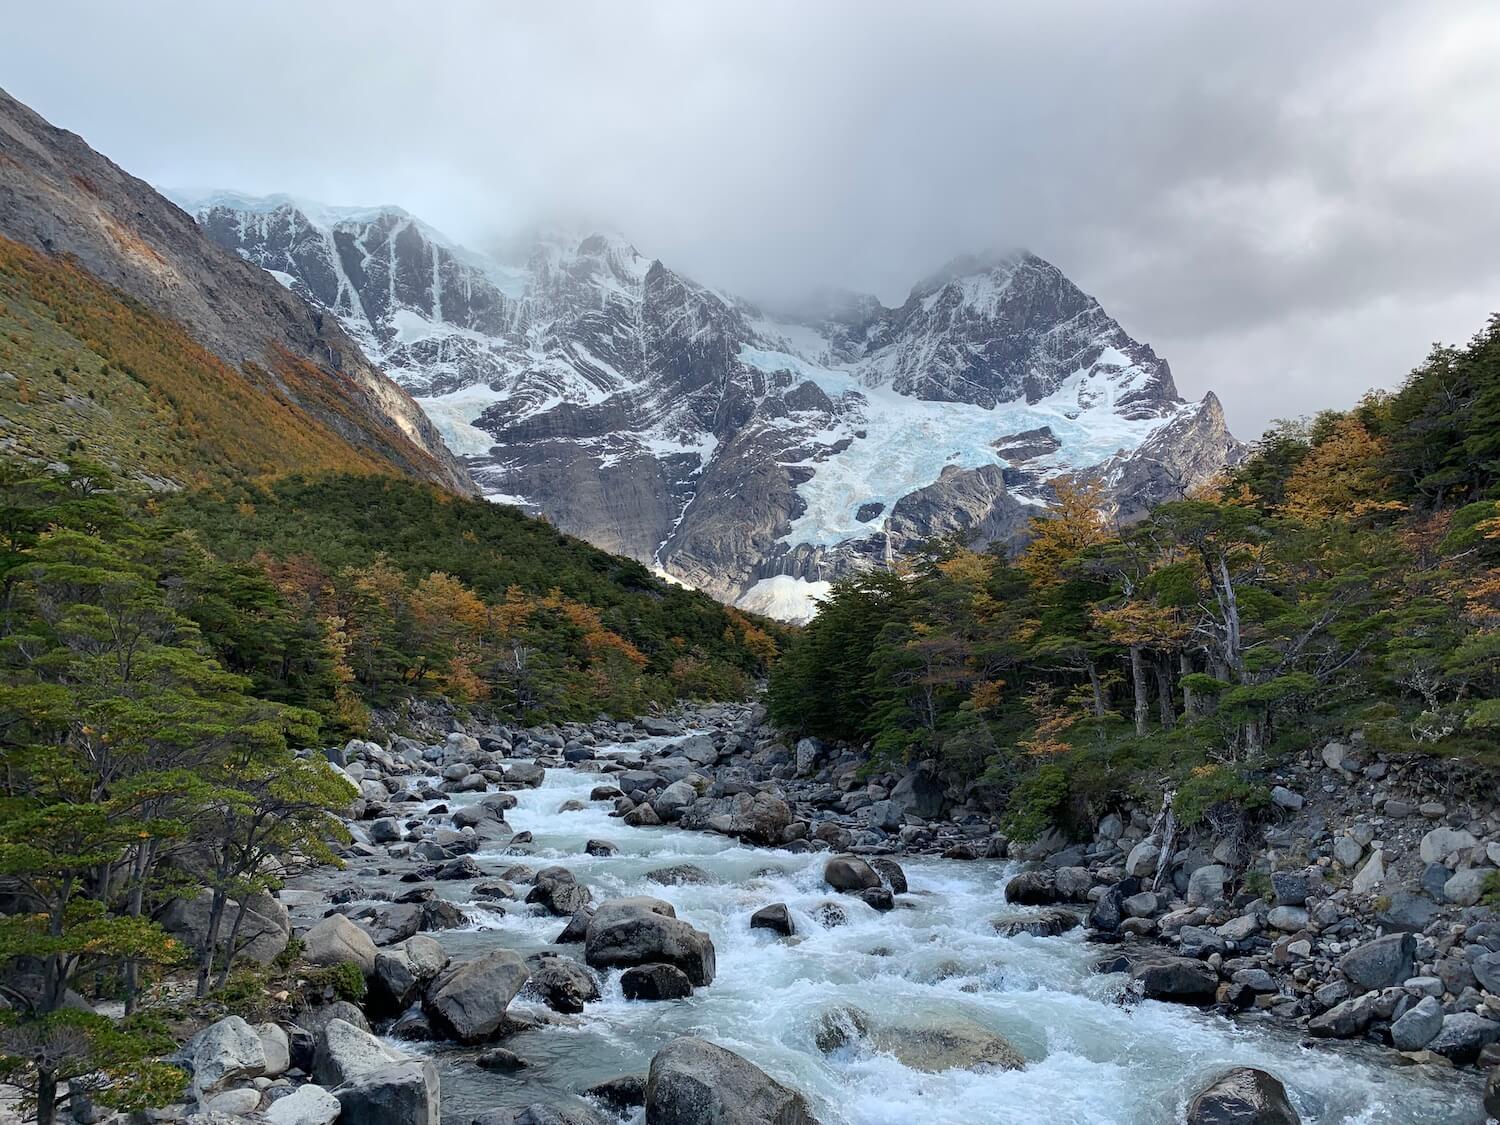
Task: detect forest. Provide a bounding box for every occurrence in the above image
[769,314,1500,840]
[0,463,779,1116]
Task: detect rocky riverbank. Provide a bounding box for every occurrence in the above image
[138,701,1499,1124]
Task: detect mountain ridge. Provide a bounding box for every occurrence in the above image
[180,190,1241,618]
[0,88,474,494]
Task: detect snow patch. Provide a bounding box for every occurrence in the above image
[736,575,832,623]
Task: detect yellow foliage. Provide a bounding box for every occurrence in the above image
[1281,416,1405,522]
[1018,475,1111,585]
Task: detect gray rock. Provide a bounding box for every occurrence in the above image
[1333,835,1363,868]
[1350,850,1386,896]
[263,1083,341,1125]
[206,1087,262,1115]
[524,953,600,1013]
[823,855,881,892]
[1474,951,1500,994]
[313,1018,406,1087]
[302,913,377,975]
[1420,826,1479,865]
[372,935,449,1013]
[1427,1012,1500,1064]
[1266,906,1309,932]
[750,903,794,937]
[1271,871,1311,906]
[255,1023,290,1079]
[333,1058,440,1125]
[1269,786,1304,811]
[584,903,716,985]
[184,1016,267,1096]
[868,1017,1025,1073]
[646,1037,817,1125]
[1390,996,1445,1051]
[1125,840,1161,877]
[1186,865,1228,906]
[423,950,531,1043]
[1338,932,1415,994]
[1132,956,1219,1003]
[1308,994,1377,1038]
[505,761,546,788]
[1186,1067,1300,1125]
[991,909,1080,938]
[1444,867,1493,907]
[889,768,946,819]
[621,962,694,1000]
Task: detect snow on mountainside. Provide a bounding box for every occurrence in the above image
[172,190,1241,620]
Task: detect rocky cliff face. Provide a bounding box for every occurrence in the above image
[182,193,1241,618]
[0,91,473,494]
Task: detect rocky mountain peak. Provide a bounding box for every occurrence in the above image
[183,189,1240,619]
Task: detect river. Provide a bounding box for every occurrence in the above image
[307,734,1486,1125]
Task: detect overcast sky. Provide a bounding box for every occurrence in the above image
[4,0,1498,439]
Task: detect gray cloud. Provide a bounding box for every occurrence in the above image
[3,0,1497,439]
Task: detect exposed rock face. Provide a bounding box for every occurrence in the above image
[0,90,472,494]
[184,194,1239,619]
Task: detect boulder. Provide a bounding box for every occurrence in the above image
[1003,870,1059,906]
[1186,865,1228,906]
[505,762,546,788]
[263,1083,341,1125]
[1185,1068,1300,1125]
[313,1018,407,1087]
[478,1102,610,1125]
[363,903,422,946]
[869,1018,1024,1073]
[1390,996,1445,1051]
[1350,850,1386,896]
[183,1015,267,1096]
[524,953,601,1013]
[730,791,793,844]
[1427,1013,1500,1064]
[1308,994,1377,1039]
[991,909,1079,938]
[1443,867,1492,907]
[371,935,449,1014]
[823,856,881,892]
[423,950,531,1043]
[1419,827,1479,865]
[645,1037,817,1125]
[646,864,716,886]
[1337,932,1415,994]
[621,962,694,1000]
[527,872,593,917]
[585,906,716,986]
[160,888,289,967]
[256,1022,290,1078]
[869,857,908,895]
[1132,956,1219,1003]
[750,903,794,937]
[333,1058,440,1125]
[1125,840,1161,878]
[889,767,946,819]
[302,913,378,974]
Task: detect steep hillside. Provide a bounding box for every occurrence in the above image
[0,89,473,493]
[183,193,1240,617]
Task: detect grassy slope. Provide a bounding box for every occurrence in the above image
[0,235,398,487]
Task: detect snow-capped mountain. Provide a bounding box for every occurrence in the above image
[173,191,1240,619]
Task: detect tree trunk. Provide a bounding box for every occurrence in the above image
[1155,655,1176,729]
[1179,652,1197,717]
[36,1071,56,1125]
[1130,646,1149,736]
[215,900,250,991]
[1086,659,1106,718]
[197,886,228,999]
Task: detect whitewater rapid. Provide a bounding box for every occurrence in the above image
[389,738,1482,1125]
